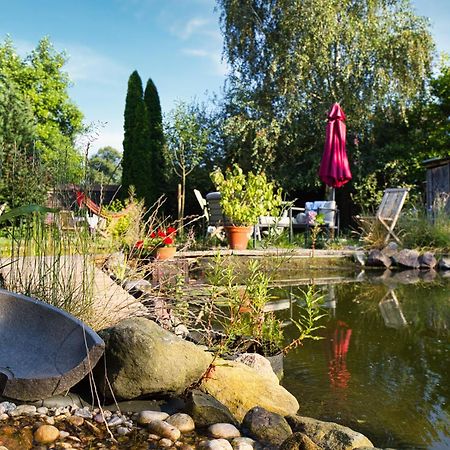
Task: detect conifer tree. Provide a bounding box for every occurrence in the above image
[144,78,166,206]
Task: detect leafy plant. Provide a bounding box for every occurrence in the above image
[210,163,282,226]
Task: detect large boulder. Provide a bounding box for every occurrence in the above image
[97,317,213,400]
[185,390,238,427]
[280,432,322,450]
[390,249,420,269]
[418,252,437,269]
[242,406,292,447]
[200,359,299,422]
[287,416,373,450]
[438,257,450,270]
[366,250,391,268]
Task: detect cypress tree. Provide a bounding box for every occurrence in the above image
[121,70,144,200]
[144,78,165,206]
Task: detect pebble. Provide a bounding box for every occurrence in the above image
[37,406,49,415]
[159,438,174,447]
[232,437,256,450]
[59,430,70,439]
[34,424,60,444]
[94,413,105,423]
[0,413,8,421]
[148,433,161,440]
[117,426,131,435]
[10,404,36,416]
[106,415,123,426]
[0,401,16,413]
[167,413,195,433]
[45,416,56,425]
[74,407,93,418]
[199,438,234,450]
[137,410,169,424]
[208,423,241,439]
[147,419,181,441]
[68,415,84,426]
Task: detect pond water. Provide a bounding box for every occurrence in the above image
[278,273,450,449]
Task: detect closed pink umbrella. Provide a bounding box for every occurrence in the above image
[319,103,352,198]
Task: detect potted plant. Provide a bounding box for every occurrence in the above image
[210,164,282,249]
[135,226,177,260]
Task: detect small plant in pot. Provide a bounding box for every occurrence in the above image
[210,164,282,249]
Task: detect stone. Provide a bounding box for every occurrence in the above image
[199,439,234,450]
[107,416,123,426]
[389,269,420,285]
[147,419,181,441]
[159,438,174,447]
[116,426,131,435]
[137,410,169,425]
[231,437,256,450]
[200,359,299,422]
[419,252,437,269]
[166,413,195,433]
[0,424,33,450]
[68,415,84,427]
[59,430,70,439]
[279,432,321,450]
[0,402,16,414]
[74,407,92,418]
[366,250,391,268]
[353,251,367,266]
[186,390,238,427]
[123,278,152,293]
[243,406,292,447]
[233,353,279,384]
[10,405,36,416]
[33,393,86,409]
[381,242,399,257]
[419,269,437,282]
[438,257,450,270]
[208,423,241,439]
[391,249,420,269]
[36,407,48,415]
[97,317,213,400]
[287,416,373,450]
[34,425,60,444]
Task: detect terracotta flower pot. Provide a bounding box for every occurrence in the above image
[155,246,177,260]
[225,226,252,250]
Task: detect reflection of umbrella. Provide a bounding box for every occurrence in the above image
[327,320,352,390]
[319,103,352,199]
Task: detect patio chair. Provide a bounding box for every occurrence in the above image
[372,188,409,244]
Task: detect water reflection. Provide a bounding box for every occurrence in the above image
[280,274,450,450]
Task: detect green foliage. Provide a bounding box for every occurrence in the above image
[0,36,84,186]
[210,163,282,226]
[144,78,167,204]
[217,0,435,191]
[88,146,122,184]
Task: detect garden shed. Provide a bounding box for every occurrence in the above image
[423,156,450,214]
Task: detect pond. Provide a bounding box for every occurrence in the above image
[278,273,450,449]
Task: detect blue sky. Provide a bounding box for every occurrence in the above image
[0,0,449,154]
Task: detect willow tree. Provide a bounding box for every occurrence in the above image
[217,0,435,191]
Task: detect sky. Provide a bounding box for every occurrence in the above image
[0,0,449,155]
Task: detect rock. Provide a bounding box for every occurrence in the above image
[391,249,420,269]
[147,419,181,441]
[159,438,174,447]
[123,279,151,292]
[353,251,367,266]
[97,317,213,400]
[233,353,279,384]
[389,269,420,285]
[287,416,373,450]
[381,242,399,257]
[199,439,234,450]
[10,405,36,416]
[59,430,70,439]
[74,407,92,418]
[166,413,195,433]
[68,416,84,427]
[419,269,437,282]
[200,359,299,422]
[174,324,190,338]
[231,437,256,450]
[137,410,169,424]
[36,407,48,415]
[366,250,391,268]
[34,425,60,444]
[0,402,16,414]
[419,252,437,269]
[279,432,321,450]
[33,393,86,409]
[208,423,241,439]
[116,426,131,435]
[243,406,292,447]
[186,390,238,427]
[438,257,450,270]
[107,416,123,426]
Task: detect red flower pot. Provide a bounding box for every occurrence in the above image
[225,226,252,250]
[155,246,177,260]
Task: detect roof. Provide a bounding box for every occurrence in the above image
[422,156,450,169]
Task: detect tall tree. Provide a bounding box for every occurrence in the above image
[144,78,166,205]
[217,0,435,192]
[0,36,84,187]
[121,71,150,203]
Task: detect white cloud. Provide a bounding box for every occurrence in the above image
[63,44,127,85]
[171,17,210,40]
[182,47,228,76]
